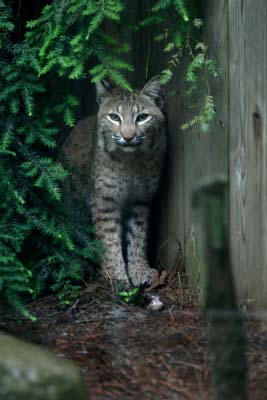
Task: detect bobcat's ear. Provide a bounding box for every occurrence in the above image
[141,75,164,109]
[95,79,112,105]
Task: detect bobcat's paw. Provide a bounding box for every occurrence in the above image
[103,266,130,285]
[129,265,158,287]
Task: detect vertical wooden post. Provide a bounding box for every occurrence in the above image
[155,0,229,290]
[193,178,246,400]
[229,0,267,308]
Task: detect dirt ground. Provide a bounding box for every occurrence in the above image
[1,277,267,400]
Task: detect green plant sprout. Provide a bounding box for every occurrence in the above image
[118,287,145,306]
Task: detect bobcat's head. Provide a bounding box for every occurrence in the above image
[96,76,165,154]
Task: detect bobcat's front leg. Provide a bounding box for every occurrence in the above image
[126,203,158,286]
[91,195,129,284]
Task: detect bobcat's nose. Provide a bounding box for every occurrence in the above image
[123,135,135,144]
[121,129,136,144]
[121,125,136,144]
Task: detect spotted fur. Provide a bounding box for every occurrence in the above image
[62,76,166,286]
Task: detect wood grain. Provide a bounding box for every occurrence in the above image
[229,0,267,308]
[157,0,229,294]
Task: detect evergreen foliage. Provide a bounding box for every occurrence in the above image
[0,0,216,317]
[25,0,133,91]
[143,0,218,132]
[0,1,101,317]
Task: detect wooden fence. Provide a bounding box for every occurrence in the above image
[155,0,267,309]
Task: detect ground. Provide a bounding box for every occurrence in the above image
[1,275,266,400]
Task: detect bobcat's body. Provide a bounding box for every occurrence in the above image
[62,77,166,286]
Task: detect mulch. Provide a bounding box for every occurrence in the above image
[0,278,266,400]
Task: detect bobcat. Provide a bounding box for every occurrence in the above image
[62,76,166,286]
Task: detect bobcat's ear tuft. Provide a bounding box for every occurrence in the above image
[141,75,164,109]
[95,79,112,106]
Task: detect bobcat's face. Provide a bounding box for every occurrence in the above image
[96,77,165,154]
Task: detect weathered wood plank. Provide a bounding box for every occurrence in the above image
[157,0,229,294]
[229,0,267,308]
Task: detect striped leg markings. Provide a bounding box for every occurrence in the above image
[91,196,129,283]
[126,203,158,286]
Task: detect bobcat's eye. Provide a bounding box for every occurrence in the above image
[136,113,150,124]
[108,113,121,123]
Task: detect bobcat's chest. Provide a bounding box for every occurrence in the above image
[111,174,159,208]
[92,146,162,208]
